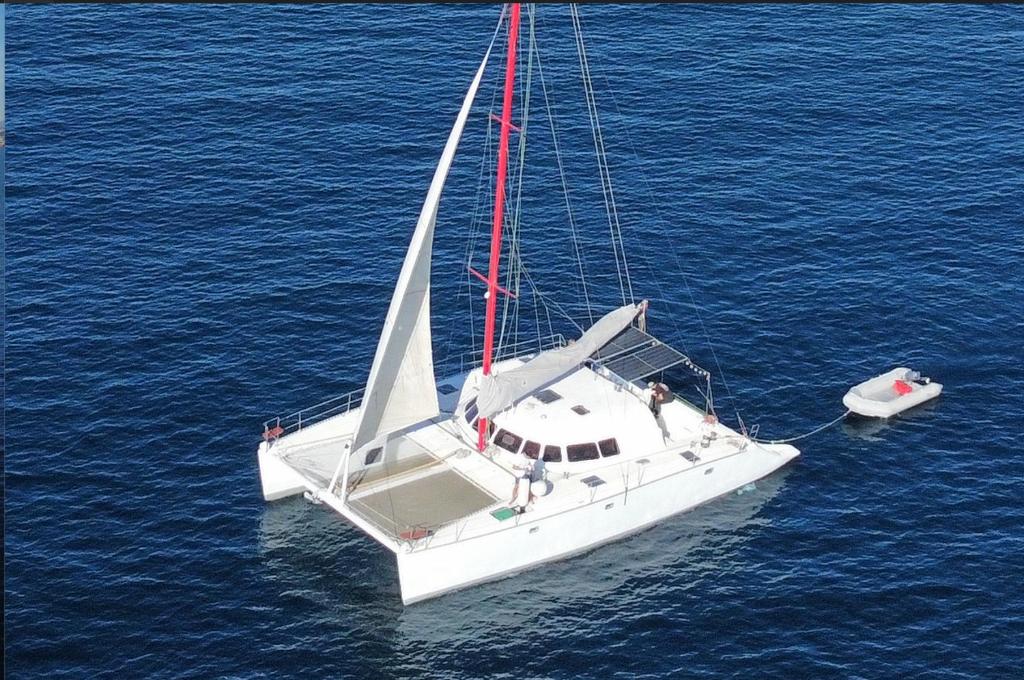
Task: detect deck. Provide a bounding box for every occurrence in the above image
[348,466,498,539]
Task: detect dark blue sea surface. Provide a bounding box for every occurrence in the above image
[6,4,1024,678]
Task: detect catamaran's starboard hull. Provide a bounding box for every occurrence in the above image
[396,442,798,605]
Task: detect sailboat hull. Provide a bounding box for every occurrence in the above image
[396,441,798,605]
[257,441,309,501]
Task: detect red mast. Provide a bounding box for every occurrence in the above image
[478,3,521,452]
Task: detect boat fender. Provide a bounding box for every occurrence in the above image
[531,479,551,497]
[515,476,531,509]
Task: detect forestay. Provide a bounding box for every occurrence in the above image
[476,302,643,419]
[345,39,498,457]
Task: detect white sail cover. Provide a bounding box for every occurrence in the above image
[476,303,642,420]
[347,44,496,454]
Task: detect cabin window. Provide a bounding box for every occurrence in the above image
[535,389,563,404]
[364,447,383,465]
[494,429,523,454]
[566,442,600,462]
[463,398,478,424]
[522,440,541,460]
[571,405,591,416]
[543,445,562,463]
[598,438,620,457]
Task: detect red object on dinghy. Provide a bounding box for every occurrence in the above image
[893,380,913,396]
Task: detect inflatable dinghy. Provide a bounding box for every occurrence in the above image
[843,367,942,418]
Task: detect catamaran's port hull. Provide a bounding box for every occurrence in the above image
[257,442,309,501]
[396,442,798,605]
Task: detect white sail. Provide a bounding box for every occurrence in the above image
[347,45,496,455]
[476,302,643,420]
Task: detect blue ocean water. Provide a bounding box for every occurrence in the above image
[6,4,1024,678]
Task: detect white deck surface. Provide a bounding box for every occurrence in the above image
[266,361,780,548]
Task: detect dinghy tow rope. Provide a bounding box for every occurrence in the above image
[745,409,853,445]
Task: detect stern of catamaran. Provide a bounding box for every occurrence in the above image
[255,373,509,546]
[257,389,364,501]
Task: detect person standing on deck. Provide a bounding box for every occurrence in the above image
[648,381,670,417]
[510,448,535,514]
[647,381,672,441]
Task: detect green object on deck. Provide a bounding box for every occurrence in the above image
[491,507,516,521]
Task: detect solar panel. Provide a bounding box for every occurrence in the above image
[637,343,683,369]
[591,326,654,361]
[601,338,691,382]
[602,354,653,382]
[590,327,707,383]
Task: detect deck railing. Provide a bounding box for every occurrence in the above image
[263,388,365,440]
[262,333,567,441]
[440,332,567,375]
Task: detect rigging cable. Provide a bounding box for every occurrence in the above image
[532,9,595,327]
[435,5,512,374]
[562,7,717,413]
[518,259,585,335]
[575,16,746,423]
[571,3,634,307]
[497,10,534,357]
[439,69,502,373]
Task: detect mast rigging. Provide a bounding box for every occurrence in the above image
[478,3,522,452]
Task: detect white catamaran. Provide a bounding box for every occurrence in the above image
[257,4,799,605]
